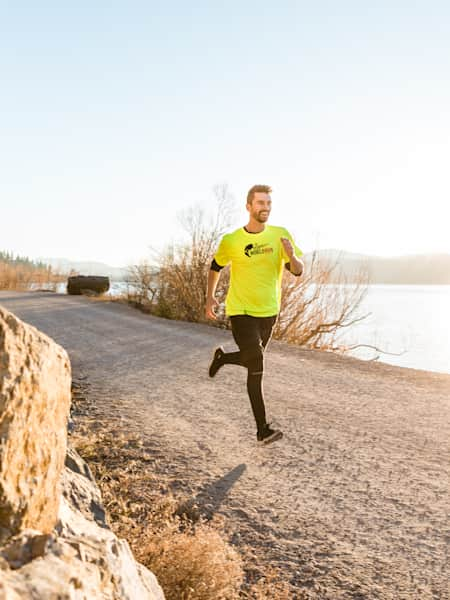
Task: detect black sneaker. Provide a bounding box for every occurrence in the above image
[208,346,224,378]
[257,424,283,445]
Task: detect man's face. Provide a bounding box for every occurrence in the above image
[247,192,272,223]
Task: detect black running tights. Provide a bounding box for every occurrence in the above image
[221,314,277,433]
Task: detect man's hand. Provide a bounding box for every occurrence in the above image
[281,236,303,277]
[205,296,220,320]
[281,237,294,259]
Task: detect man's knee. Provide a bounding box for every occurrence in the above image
[240,346,264,374]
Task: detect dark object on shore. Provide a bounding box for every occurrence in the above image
[67,276,110,296]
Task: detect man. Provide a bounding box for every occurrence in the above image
[205,184,304,444]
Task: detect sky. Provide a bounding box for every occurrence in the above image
[1,1,449,267]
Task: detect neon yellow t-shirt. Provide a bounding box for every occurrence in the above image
[214,225,303,317]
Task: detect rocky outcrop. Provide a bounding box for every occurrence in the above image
[0,306,71,539]
[0,446,164,599]
[0,307,164,599]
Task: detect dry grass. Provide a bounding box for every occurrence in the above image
[71,426,245,598]
[0,260,65,291]
[70,383,297,599]
[141,524,243,600]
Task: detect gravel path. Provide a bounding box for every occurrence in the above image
[1,291,449,599]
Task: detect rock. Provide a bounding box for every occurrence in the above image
[0,307,71,540]
[64,445,96,482]
[0,529,53,569]
[61,447,107,528]
[1,528,164,599]
[67,276,110,295]
[0,449,165,599]
[0,308,164,598]
[0,579,23,600]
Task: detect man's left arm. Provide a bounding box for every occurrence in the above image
[281,237,304,277]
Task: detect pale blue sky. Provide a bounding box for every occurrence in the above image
[1,1,449,266]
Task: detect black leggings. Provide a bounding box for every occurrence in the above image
[222,314,277,433]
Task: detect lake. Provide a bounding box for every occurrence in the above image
[337,285,450,375]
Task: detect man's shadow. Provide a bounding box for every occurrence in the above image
[176,463,247,521]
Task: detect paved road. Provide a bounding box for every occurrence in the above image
[1,291,450,599]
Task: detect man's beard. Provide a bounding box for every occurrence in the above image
[255,211,269,223]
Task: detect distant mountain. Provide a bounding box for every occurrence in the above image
[42,258,128,281]
[43,252,450,285]
[305,250,450,284]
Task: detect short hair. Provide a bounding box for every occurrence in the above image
[246,184,272,205]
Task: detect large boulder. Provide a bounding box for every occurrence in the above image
[0,307,71,540]
[0,307,164,598]
[67,276,110,295]
[0,446,165,599]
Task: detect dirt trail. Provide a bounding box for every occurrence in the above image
[1,291,449,599]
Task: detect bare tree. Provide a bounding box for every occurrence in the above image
[126,184,236,322]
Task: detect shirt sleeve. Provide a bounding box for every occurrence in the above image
[213,235,231,267]
[281,228,303,262]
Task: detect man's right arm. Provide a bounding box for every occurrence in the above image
[205,267,221,320]
[206,236,228,320]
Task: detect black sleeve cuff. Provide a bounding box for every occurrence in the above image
[210,259,224,272]
[284,262,302,276]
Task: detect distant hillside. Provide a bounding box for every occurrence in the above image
[43,252,450,285]
[42,258,128,281]
[307,250,450,284]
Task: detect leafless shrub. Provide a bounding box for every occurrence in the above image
[156,184,235,322]
[124,261,158,306]
[153,212,369,351]
[274,251,369,352]
[125,186,370,352]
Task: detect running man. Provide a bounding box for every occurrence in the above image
[205,184,304,444]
